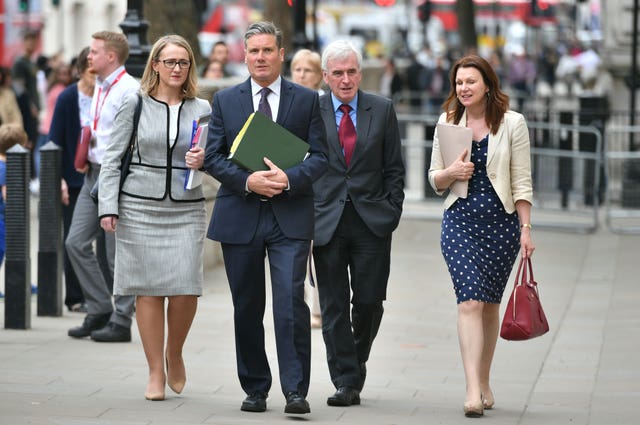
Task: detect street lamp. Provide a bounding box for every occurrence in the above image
[119,0,151,78]
[292,0,309,51]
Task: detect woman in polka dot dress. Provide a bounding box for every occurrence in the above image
[428,54,535,418]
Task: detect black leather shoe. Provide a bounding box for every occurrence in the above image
[241,391,267,412]
[327,386,361,407]
[68,313,110,338]
[68,302,88,313]
[284,391,310,414]
[90,322,131,342]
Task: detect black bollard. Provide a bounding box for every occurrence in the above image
[37,142,63,316]
[4,144,32,329]
[579,96,609,206]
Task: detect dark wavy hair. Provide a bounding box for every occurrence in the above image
[442,54,509,135]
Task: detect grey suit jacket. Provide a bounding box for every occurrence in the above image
[99,93,211,218]
[313,90,405,246]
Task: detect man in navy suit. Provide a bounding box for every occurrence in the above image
[204,21,327,415]
[313,40,405,407]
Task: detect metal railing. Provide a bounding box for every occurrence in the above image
[604,125,640,234]
[397,114,604,233]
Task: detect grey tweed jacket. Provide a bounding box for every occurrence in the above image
[98,92,211,218]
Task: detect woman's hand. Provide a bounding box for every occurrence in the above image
[520,228,535,258]
[447,149,474,181]
[186,146,204,170]
[61,179,69,206]
[100,216,118,233]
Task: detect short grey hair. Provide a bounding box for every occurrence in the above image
[244,21,283,50]
[321,40,362,71]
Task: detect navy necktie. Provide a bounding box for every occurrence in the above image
[338,104,356,166]
[258,87,272,120]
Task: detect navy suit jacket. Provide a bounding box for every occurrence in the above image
[204,78,328,244]
[48,82,85,189]
[313,90,405,246]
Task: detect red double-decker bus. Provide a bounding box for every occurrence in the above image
[0,0,43,67]
[422,0,560,56]
[428,0,559,31]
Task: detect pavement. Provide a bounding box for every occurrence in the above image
[0,199,639,425]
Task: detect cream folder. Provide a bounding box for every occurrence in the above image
[436,123,473,198]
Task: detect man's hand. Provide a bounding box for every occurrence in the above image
[246,157,288,197]
[75,164,89,174]
[262,158,288,187]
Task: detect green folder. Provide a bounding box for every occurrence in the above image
[228,111,310,172]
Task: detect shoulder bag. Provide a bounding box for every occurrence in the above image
[90,93,142,203]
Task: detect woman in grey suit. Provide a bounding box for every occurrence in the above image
[429,54,535,417]
[98,35,211,401]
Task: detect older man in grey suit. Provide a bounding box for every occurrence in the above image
[312,40,405,407]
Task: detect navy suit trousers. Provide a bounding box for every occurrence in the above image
[221,202,311,397]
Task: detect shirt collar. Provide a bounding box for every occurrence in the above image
[331,92,358,113]
[251,76,281,97]
[97,65,126,89]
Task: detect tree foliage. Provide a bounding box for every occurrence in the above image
[143,0,204,64]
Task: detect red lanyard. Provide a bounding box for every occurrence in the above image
[93,69,127,130]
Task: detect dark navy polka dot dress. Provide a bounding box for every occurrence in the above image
[441,134,520,304]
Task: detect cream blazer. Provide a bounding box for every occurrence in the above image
[428,110,533,213]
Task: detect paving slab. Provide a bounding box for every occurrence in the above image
[1,201,638,425]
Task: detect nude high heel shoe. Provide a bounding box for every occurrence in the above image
[464,395,484,418]
[166,355,186,394]
[145,391,165,401]
[482,392,495,410]
[145,377,166,401]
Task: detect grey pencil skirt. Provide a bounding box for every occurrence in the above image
[112,195,206,297]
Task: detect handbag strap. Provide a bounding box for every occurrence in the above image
[117,93,142,192]
[514,257,525,287]
[514,256,538,288]
[128,93,143,153]
[520,257,540,296]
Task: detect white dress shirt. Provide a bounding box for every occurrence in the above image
[88,65,140,165]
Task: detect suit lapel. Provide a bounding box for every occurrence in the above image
[320,95,348,167]
[352,91,372,168]
[277,79,294,124]
[460,109,504,166]
[237,79,254,120]
[486,117,506,166]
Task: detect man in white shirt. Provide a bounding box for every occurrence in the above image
[67,31,139,343]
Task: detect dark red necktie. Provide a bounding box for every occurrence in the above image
[338,104,356,166]
[258,87,272,120]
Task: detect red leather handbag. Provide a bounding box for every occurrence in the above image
[500,257,549,341]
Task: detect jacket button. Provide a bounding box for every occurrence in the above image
[489,173,496,179]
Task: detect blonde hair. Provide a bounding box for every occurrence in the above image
[140,34,199,99]
[290,49,322,90]
[0,124,28,154]
[92,31,129,64]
